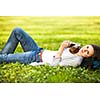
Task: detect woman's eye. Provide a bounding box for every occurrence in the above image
[87,46,89,49]
[87,51,89,54]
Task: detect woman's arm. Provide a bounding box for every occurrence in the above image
[55,41,71,58]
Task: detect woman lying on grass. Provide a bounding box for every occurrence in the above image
[0,27,100,68]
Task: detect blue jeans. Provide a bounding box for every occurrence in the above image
[0,27,43,64]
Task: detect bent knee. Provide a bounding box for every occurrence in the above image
[13,27,23,34]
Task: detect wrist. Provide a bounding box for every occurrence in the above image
[55,53,61,59]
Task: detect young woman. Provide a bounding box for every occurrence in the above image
[0,27,100,67]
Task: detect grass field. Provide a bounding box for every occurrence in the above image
[0,16,100,83]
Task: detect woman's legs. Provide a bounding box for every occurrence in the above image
[0,27,42,64]
[1,27,41,54]
[0,51,41,64]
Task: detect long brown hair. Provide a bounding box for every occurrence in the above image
[91,44,100,60]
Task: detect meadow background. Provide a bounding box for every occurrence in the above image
[0,16,100,83]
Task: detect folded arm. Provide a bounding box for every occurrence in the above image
[55,40,71,58]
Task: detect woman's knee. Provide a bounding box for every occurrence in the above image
[13,27,24,34]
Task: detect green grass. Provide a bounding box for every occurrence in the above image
[0,16,100,83]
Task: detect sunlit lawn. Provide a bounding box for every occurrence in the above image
[0,16,100,83]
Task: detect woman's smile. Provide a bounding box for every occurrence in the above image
[78,45,94,58]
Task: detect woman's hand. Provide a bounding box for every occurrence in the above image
[55,40,71,59]
[61,40,71,48]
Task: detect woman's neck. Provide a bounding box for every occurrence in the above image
[75,52,82,56]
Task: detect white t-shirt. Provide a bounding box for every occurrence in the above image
[30,48,83,67]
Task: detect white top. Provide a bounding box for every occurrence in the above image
[30,48,83,67]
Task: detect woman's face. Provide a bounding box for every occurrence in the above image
[78,45,94,58]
